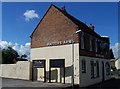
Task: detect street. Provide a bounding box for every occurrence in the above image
[1,76,120,89]
[1,77,71,89]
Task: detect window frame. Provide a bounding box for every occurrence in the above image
[80,32,84,49]
[90,60,94,78]
[81,59,86,73]
[105,62,110,75]
[95,39,98,52]
[89,35,93,51]
[96,61,99,77]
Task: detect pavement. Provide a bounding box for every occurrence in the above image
[0,77,72,89]
[0,75,120,89]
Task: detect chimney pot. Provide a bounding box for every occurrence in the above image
[62,6,66,11]
[89,24,94,31]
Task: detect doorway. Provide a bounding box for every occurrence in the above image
[32,60,46,82]
[49,59,65,84]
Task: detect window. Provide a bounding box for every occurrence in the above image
[96,61,99,77]
[105,43,109,55]
[97,39,100,53]
[90,60,94,78]
[95,39,98,52]
[81,32,84,49]
[90,60,99,78]
[82,59,86,73]
[100,41,103,54]
[90,35,92,51]
[106,62,110,75]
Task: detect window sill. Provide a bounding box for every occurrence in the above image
[82,71,86,73]
[106,73,110,75]
[91,76,99,79]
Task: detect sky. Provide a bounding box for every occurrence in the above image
[1,2,119,59]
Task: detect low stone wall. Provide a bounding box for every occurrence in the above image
[0,61,31,80]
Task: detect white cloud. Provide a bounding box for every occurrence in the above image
[23,10,39,21]
[111,43,120,59]
[0,41,30,60]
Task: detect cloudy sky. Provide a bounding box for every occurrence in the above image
[1,2,119,59]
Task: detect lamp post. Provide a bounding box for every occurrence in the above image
[71,29,82,89]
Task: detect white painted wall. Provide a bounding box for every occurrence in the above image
[31,44,111,87]
[0,61,31,80]
[79,56,111,87]
[31,44,80,84]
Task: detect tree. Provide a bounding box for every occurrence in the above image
[16,54,28,61]
[2,47,19,64]
[20,54,27,59]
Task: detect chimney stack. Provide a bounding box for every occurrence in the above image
[62,6,66,11]
[89,24,94,31]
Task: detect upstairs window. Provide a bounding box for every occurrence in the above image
[100,41,109,55]
[90,35,93,51]
[81,32,84,49]
[95,39,98,52]
[82,59,86,73]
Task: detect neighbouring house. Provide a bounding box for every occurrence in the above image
[115,57,120,70]
[110,59,116,71]
[30,4,111,87]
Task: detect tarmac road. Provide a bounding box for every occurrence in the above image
[1,77,71,89]
[0,76,120,89]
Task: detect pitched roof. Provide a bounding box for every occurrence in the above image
[30,4,102,39]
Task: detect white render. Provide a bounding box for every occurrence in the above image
[31,43,80,84]
[31,44,111,87]
[0,61,31,80]
[79,56,111,87]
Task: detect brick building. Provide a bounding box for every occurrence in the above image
[30,4,111,87]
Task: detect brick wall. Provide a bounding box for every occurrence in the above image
[30,5,110,59]
[31,5,79,48]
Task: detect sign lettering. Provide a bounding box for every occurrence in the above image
[47,40,72,46]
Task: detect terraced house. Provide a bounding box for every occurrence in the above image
[30,4,111,87]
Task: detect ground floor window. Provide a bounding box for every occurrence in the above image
[94,61,99,77]
[91,60,99,78]
[96,61,99,77]
[82,59,86,73]
[90,60,94,78]
[105,62,110,75]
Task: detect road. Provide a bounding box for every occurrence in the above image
[1,77,71,89]
[0,76,120,89]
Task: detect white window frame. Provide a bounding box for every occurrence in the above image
[106,62,110,75]
[90,60,94,78]
[94,61,99,77]
[82,59,86,73]
[90,35,92,51]
[95,39,98,52]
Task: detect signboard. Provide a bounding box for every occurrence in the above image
[47,40,72,46]
[32,60,45,68]
[50,59,64,68]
